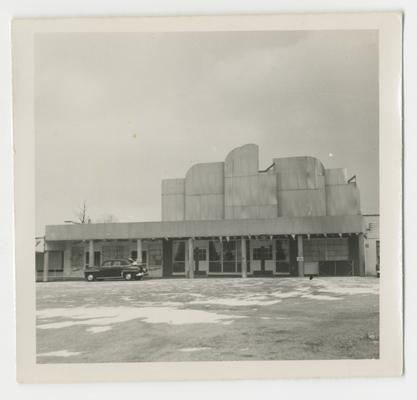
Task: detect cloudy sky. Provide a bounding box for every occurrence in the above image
[35,30,378,236]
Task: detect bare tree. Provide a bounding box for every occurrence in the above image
[76,201,90,224]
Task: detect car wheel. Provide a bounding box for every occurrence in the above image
[124,273,133,281]
[86,273,95,282]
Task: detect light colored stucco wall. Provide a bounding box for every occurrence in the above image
[160,144,362,221]
[161,178,185,221]
[274,156,326,190]
[185,162,224,220]
[224,144,277,219]
[325,184,361,216]
[325,168,347,185]
[274,157,326,217]
[277,188,326,217]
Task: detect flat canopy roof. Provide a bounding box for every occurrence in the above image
[45,215,364,241]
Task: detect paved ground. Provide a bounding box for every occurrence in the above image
[36,277,379,363]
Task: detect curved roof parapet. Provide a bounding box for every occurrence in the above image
[273,156,326,190]
[224,143,259,178]
[185,162,224,195]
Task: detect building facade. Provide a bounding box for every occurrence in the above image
[39,144,367,281]
[363,214,380,277]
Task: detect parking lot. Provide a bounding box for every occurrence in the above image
[36,277,379,363]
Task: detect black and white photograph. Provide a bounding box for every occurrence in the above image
[12,13,403,382]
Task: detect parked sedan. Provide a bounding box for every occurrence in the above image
[84,259,148,281]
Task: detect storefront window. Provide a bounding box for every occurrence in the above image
[71,246,83,267]
[304,238,349,262]
[276,240,289,261]
[276,239,290,273]
[148,247,162,266]
[253,246,272,260]
[48,251,64,272]
[194,248,207,261]
[304,239,326,262]
[223,240,237,273]
[172,240,185,273]
[102,245,127,260]
[208,240,221,273]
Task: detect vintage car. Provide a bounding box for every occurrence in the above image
[84,259,148,281]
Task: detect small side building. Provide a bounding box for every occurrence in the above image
[363,214,380,277]
[39,144,367,281]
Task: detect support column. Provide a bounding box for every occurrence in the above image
[43,241,49,282]
[297,235,304,277]
[241,237,247,278]
[89,239,94,269]
[358,233,365,277]
[272,237,276,275]
[136,239,143,264]
[188,238,194,279]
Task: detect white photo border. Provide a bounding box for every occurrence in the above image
[13,13,403,383]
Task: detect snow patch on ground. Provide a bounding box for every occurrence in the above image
[190,297,281,307]
[318,284,379,295]
[37,306,245,331]
[179,347,211,352]
[301,294,340,301]
[270,291,300,298]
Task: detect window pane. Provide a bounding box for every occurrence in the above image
[49,251,63,271]
[102,245,127,260]
[264,246,272,260]
[209,240,221,272]
[223,241,236,261]
[149,248,162,265]
[173,240,185,273]
[276,240,289,261]
[199,248,207,260]
[304,239,326,261]
[223,241,236,273]
[253,248,261,260]
[209,240,221,261]
[246,239,251,272]
[326,238,349,261]
[194,248,207,261]
[71,246,83,267]
[236,241,242,273]
[253,245,272,260]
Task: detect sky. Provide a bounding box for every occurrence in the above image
[35,30,379,237]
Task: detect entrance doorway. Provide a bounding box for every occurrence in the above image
[194,245,208,275]
[252,243,273,274]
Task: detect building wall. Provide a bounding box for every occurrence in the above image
[39,239,164,280]
[185,162,224,220]
[161,178,185,221]
[364,215,380,276]
[161,144,361,221]
[325,184,361,216]
[224,144,277,219]
[159,236,360,277]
